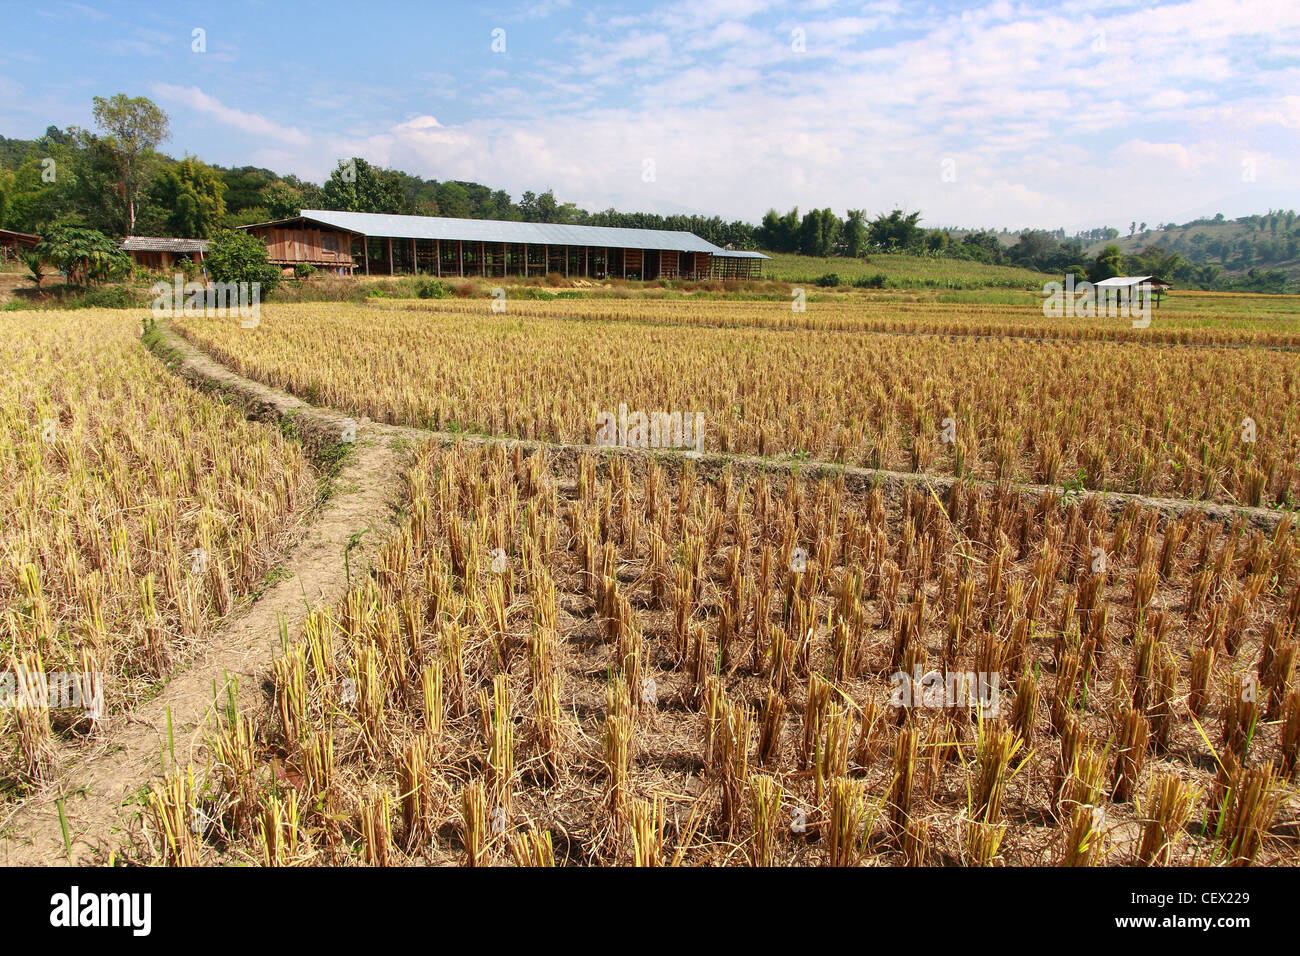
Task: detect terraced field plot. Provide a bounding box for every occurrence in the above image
[175,299,1300,507]
[175,442,1299,866]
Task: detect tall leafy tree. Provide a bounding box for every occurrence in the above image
[71,94,170,234]
[841,209,867,257]
[262,181,303,219]
[151,157,227,237]
[756,207,800,252]
[434,181,472,218]
[320,157,406,214]
[5,155,78,232]
[219,166,278,212]
[868,209,923,251]
[1089,243,1124,282]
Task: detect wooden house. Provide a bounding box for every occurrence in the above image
[0,228,39,260]
[119,236,209,271]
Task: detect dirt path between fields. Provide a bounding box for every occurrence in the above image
[0,353,406,866]
[2,320,1288,867]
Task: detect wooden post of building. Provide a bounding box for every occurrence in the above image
[564,245,569,278]
[387,237,393,275]
[363,236,370,276]
[584,245,589,277]
[411,238,417,274]
[481,242,486,277]
[523,243,528,277]
[436,239,440,277]
[458,240,463,276]
[622,248,627,279]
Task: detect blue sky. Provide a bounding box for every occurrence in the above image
[3,0,1299,230]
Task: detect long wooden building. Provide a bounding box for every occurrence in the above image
[239,210,767,280]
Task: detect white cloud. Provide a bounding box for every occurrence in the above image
[144,0,1300,230]
[150,83,311,147]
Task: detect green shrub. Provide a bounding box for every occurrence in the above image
[206,230,282,295]
[293,263,318,279]
[815,273,841,287]
[853,273,888,288]
[78,286,137,308]
[21,252,46,288]
[416,278,451,299]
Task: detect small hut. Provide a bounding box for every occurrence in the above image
[0,228,39,261]
[119,236,209,271]
[1094,275,1172,308]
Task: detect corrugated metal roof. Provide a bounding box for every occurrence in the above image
[294,209,744,255]
[120,236,210,253]
[713,249,768,258]
[1093,275,1154,287]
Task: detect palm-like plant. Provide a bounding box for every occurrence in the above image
[21,251,46,288]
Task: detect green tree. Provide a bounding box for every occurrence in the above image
[262,181,303,219]
[151,157,227,237]
[434,181,472,218]
[205,229,281,293]
[219,166,278,212]
[756,209,784,250]
[224,206,272,228]
[72,94,171,234]
[841,209,868,257]
[486,189,517,220]
[520,188,576,223]
[5,152,80,232]
[35,225,129,285]
[959,231,1002,263]
[1007,230,1058,269]
[1131,245,1183,281]
[818,208,841,256]
[281,174,322,210]
[320,157,406,214]
[1089,243,1124,282]
[756,207,800,253]
[867,209,923,251]
[924,230,951,254]
[797,209,825,256]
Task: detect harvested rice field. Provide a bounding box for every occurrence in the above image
[4,297,1298,872]
[0,310,316,796]
[175,300,1300,507]
[180,441,1300,866]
